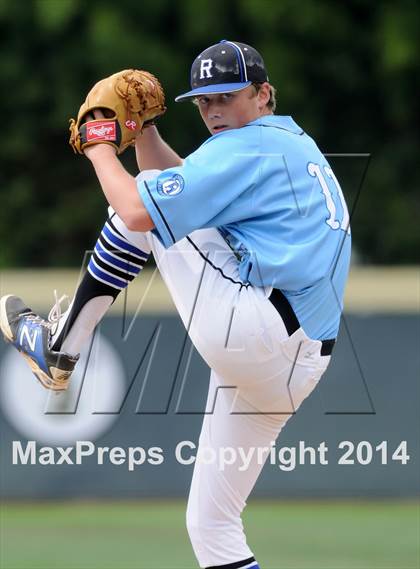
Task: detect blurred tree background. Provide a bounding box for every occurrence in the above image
[0,0,418,267]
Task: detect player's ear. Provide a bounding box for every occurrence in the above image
[257,82,271,110]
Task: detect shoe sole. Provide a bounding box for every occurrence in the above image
[0,294,15,342]
[21,353,67,391]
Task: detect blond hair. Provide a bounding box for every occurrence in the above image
[253,82,277,112]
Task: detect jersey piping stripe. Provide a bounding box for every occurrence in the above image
[87,264,125,290]
[89,257,128,289]
[206,557,256,569]
[223,40,247,81]
[92,250,137,282]
[260,123,304,135]
[144,180,176,244]
[95,243,141,276]
[98,234,146,267]
[186,236,249,289]
[103,224,149,259]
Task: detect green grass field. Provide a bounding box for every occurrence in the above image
[0,500,418,569]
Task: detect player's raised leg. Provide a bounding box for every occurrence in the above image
[0,213,151,390]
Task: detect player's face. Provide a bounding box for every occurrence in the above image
[195,84,271,135]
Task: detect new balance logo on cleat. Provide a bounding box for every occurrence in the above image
[0,295,79,391]
[19,325,39,352]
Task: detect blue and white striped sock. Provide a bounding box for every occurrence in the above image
[88,217,150,290]
[51,216,150,352]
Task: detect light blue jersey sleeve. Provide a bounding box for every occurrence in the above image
[137,132,259,248]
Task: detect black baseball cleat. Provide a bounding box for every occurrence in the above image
[0,295,79,391]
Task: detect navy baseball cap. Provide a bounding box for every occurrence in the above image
[175,40,268,102]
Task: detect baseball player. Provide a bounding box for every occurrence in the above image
[0,40,351,568]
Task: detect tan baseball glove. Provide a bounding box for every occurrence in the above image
[69,69,166,155]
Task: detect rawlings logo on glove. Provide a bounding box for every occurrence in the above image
[69,69,166,155]
[86,121,117,140]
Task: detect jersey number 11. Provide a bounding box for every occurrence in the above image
[308,162,350,234]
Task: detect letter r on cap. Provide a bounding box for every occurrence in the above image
[200,59,213,79]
